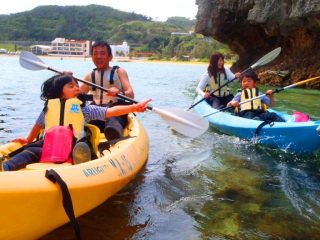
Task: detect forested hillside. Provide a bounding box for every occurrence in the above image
[0,5,234,61]
[0,5,193,43]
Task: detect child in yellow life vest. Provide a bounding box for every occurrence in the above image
[1,74,151,171]
[227,70,285,122]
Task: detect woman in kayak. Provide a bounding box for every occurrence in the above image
[1,74,151,171]
[196,52,240,109]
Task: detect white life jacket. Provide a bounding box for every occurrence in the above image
[90,66,122,105]
[209,72,231,97]
[44,98,85,140]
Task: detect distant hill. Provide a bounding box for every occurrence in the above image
[166,17,196,31]
[108,20,186,44]
[0,5,195,45]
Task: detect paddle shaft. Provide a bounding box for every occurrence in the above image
[19,51,210,138]
[47,67,153,111]
[187,77,236,110]
[187,66,254,110]
[240,76,320,105]
[203,76,320,118]
[188,47,282,111]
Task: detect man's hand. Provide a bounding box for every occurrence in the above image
[63,71,73,76]
[106,87,120,96]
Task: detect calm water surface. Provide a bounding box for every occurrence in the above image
[1,55,320,239]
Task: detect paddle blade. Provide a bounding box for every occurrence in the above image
[251,47,281,69]
[19,51,48,71]
[152,107,209,138]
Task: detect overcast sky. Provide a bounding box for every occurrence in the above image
[0,0,198,21]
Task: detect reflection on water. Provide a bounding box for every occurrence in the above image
[42,174,149,240]
[1,56,320,239]
[196,145,320,239]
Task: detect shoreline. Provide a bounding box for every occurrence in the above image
[0,53,207,66]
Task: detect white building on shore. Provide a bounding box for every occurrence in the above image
[49,38,91,56]
[29,38,130,57]
[110,41,130,57]
[0,48,8,54]
[30,45,51,55]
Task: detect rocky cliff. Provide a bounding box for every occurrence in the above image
[195,0,320,88]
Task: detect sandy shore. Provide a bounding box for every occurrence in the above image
[0,53,207,66]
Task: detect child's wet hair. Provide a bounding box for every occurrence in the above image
[40,74,77,100]
[240,70,259,82]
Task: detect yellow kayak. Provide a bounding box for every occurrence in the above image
[0,113,149,239]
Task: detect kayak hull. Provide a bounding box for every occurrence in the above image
[194,96,320,154]
[0,113,149,239]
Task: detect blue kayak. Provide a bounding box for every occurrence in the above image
[193,96,320,154]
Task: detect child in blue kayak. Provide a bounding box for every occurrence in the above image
[1,74,151,171]
[227,70,285,122]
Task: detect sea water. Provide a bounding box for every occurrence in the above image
[1,55,320,239]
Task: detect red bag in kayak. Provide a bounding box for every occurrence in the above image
[40,126,74,163]
[293,111,310,122]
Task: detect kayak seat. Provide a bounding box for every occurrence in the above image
[85,124,101,155]
[0,142,23,158]
[123,115,133,136]
[97,116,134,154]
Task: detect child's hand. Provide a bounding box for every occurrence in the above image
[266,89,275,107]
[134,99,152,112]
[229,100,239,107]
[266,89,273,95]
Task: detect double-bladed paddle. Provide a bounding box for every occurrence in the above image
[202,75,320,118]
[19,51,209,138]
[187,47,282,110]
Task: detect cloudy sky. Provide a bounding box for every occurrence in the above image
[0,0,198,21]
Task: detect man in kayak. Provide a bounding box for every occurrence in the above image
[0,74,150,171]
[227,70,285,122]
[80,41,134,141]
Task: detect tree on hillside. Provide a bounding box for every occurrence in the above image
[166,17,195,31]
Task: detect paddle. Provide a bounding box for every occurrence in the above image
[187,47,282,110]
[202,75,320,118]
[19,51,209,138]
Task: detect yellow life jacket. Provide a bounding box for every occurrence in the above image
[209,72,230,97]
[44,98,85,140]
[240,88,267,112]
